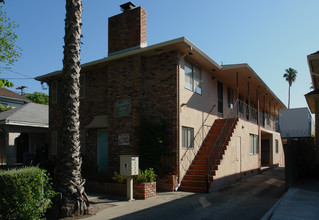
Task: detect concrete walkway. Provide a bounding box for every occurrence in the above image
[83,167,285,220]
[261,179,319,220]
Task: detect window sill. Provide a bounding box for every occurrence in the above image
[182,147,194,150]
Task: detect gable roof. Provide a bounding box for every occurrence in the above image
[35,37,285,109]
[0,88,31,103]
[0,102,48,128]
[35,37,221,80]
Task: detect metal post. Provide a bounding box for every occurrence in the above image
[127,176,134,201]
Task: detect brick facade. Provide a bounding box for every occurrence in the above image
[44,4,180,189]
[108,6,147,55]
[156,175,178,192]
[47,50,180,173]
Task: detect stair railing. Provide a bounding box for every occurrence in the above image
[181,104,216,174]
[206,99,241,192]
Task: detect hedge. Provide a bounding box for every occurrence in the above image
[0,167,56,220]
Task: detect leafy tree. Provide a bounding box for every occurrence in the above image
[0,103,12,112]
[54,0,89,217]
[138,118,168,172]
[0,5,21,88]
[25,92,49,105]
[283,68,297,109]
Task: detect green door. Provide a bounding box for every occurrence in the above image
[97,129,108,173]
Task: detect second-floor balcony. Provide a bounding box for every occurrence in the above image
[233,100,279,132]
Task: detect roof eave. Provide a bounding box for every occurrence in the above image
[308,53,319,90]
[4,120,48,128]
[221,64,287,109]
[35,37,222,81]
[0,95,31,103]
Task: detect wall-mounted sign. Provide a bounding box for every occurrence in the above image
[114,99,131,117]
[118,133,130,145]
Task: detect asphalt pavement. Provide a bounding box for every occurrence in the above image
[84,167,286,220]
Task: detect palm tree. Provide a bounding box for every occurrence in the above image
[55,0,89,217]
[283,68,297,109]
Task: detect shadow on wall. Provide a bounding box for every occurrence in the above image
[182,89,218,116]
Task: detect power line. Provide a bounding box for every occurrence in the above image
[0,67,34,79]
[0,78,35,80]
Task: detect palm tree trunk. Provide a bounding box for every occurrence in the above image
[55,0,89,217]
[288,84,291,109]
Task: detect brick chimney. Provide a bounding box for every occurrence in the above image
[108,2,147,56]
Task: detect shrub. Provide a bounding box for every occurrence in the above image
[112,171,126,183]
[134,168,157,183]
[110,169,157,184]
[0,166,56,220]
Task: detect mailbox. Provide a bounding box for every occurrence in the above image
[120,155,139,176]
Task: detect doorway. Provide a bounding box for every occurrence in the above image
[97,129,108,173]
[217,81,223,115]
[261,139,270,166]
[16,133,29,163]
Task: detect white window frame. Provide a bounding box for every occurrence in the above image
[249,134,259,155]
[182,126,194,149]
[184,60,202,95]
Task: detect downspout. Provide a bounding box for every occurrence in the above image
[248,79,250,120]
[248,79,250,106]
[236,72,239,116]
[236,72,239,100]
[175,47,192,191]
[257,88,259,125]
[176,54,181,191]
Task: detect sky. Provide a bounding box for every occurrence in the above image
[2,0,319,110]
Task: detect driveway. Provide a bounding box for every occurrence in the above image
[85,167,285,220]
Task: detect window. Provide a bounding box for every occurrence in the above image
[227,87,234,108]
[80,130,86,155]
[182,126,194,149]
[249,134,259,155]
[80,73,85,98]
[51,81,57,104]
[217,81,223,114]
[184,60,202,94]
[275,139,279,153]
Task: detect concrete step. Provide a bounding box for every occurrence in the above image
[179,185,207,193]
[181,180,207,188]
[183,175,206,181]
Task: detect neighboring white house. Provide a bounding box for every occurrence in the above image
[0,88,31,108]
[279,107,314,138]
[0,103,48,166]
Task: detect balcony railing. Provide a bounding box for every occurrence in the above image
[234,100,279,131]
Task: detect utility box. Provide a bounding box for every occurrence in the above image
[120,155,139,176]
